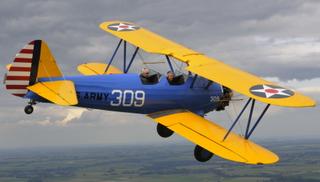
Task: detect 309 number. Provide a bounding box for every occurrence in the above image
[110,90,145,107]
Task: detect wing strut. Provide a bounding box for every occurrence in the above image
[165,55,174,73]
[104,39,140,74]
[246,104,270,139]
[105,39,123,73]
[245,99,256,138]
[223,98,271,140]
[223,98,252,141]
[125,47,139,73]
[123,41,126,72]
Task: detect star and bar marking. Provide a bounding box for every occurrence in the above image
[250,84,294,99]
[108,23,140,32]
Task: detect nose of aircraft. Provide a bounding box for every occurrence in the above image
[216,86,233,111]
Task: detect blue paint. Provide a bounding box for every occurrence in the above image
[26,74,224,115]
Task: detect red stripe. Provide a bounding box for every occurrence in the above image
[14,58,32,63]
[20,49,33,54]
[6,76,30,80]
[9,67,31,71]
[6,85,28,89]
[29,41,35,45]
[13,94,26,97]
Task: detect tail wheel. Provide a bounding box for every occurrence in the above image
[194,145,213,162]
[157,123,174,138]
[24,105,34,114]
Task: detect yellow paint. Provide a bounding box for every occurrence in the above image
[27,80,78,105]
[77,62,122,75]
[148,110,279,165]
[100,21,316,107]
[37,41,62,78]
[184,55,316,107]
[99,21,197,57]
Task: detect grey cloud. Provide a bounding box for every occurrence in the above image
[0,0,319,148]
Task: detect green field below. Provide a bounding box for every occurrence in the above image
[0,139,319,182]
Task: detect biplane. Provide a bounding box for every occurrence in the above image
[4,21,316,165]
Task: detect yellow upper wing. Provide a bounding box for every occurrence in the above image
[148,109,279,165]
[100,21,316,107]
[27,80,78,106]
[100,21,197,56]
[77,62,123,75]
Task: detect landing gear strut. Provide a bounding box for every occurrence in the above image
[157,123,174,138]
[194,145,213,162]
[24,100,36,115]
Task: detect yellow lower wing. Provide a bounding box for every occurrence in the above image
[77,62,123,75]
[27,80,78,105]
[148,109,279,165]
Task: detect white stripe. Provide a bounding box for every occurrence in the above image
[5,80,29,85]
[11,62,32,68]
[15,53,33,59]
[24,45,34,50]
[8,89,28,94]
[7,71,30,76]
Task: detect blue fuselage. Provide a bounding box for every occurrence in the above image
[28,74,224,115]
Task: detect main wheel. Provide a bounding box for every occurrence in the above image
[24,105,33,114]
[194,145,213,162]
[157,123,174,138]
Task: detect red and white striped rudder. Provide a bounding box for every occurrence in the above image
[4,40,41,97]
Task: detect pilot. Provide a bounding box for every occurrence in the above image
[167,70,185,85]
[167,71,175,84]
[141,68,150,78]
[140,68,151,84]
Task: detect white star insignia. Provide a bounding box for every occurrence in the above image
[251,85,291,98]
[109,23,138,31]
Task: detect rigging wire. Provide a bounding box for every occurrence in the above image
[231,99,244,136]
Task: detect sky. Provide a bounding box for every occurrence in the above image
[0,0,319,149]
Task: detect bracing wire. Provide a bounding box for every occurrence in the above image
[230,100,244,136]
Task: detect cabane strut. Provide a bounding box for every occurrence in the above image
[105,39,140,73]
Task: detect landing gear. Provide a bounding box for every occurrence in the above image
[24,105,33,114]
[157,123,174,138]
[24,100,36,115]
[194,145,213,162]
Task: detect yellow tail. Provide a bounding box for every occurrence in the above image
[4,40,62,97]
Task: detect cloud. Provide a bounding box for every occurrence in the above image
[10,107,87,127]
[264,77,320,101]
[55,108,87,126]
[0,0,319,148]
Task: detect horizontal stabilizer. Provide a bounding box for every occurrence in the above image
[148,109,279,165]
[27,80,78,105]
[77,62,122,75]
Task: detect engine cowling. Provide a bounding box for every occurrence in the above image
[216,86,233,111]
